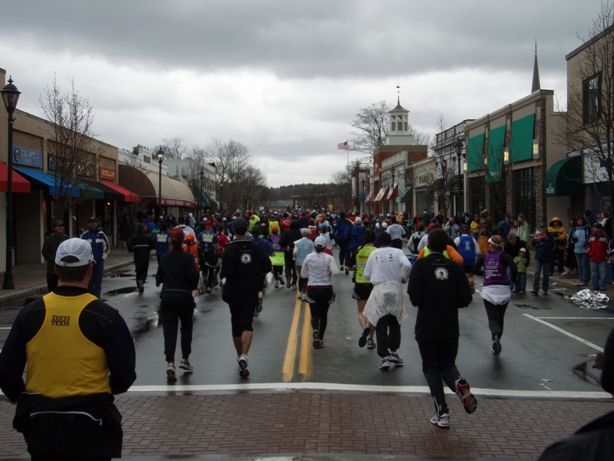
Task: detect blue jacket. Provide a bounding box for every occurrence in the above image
[81,229,110,264]
[333,218,353,244]
[348,225,366,250]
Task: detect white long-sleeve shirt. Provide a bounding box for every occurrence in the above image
[363,246,412,285]
[301,251,339,286]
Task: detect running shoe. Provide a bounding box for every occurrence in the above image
[238,354,249,378]
[531,290,538,295]
[379,357,391,370]
[430,413,450,428]
[286,280,291,288]
[388,351,404,366]
[206,286,212,294]
[274,280,279,288]
[313,330,322,349]
[543,290,548,295]
[179,359,193,372]
[358,327,370,348]
[492,334,502,355]
[138,280,144,295]
[455,378,477,414]
[291,284,297,289]
[256,298,263,314]
[167,363,177,382]
[367,338,376,349]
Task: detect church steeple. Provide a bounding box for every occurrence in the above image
[386,84,413,145]
[532,39,541,93]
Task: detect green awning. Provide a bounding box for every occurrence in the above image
[396,186,412,203]
[192,183,210,207]
[73,179,105,199]
[544,156,583,197]
[511,114,535,162]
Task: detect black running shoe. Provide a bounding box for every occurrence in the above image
[358,327,369,348]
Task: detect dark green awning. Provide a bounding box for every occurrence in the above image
[396,186,412,203]
[545,156,583,197]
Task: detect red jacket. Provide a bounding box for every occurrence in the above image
[586,230,609,262]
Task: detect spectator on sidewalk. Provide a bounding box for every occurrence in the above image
[41,220,69,292]
[221,217,272,378]
[548,217,567,276]
[516,214,530,243]
[512,248,528,294]
[0,238,136,460]
[586,223,609,291]
[573,216,591,286]
[562,217,578,276]
[81,217,110,299]
[537,327,614,460]
[363,232,412,370]
[531,223,555,296]
[408,228,476,429]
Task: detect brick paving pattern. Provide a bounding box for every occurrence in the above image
[1,392,610,460]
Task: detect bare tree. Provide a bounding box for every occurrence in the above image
[162,137,188,159]
[39,76,103,223]
[350,101,390,155]
[562,1,614,209]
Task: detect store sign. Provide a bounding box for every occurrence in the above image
[162,198,195,207]
[100,166,116,181]
[12,145,42,168]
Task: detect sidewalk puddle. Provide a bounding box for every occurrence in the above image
[514,304,543,309]
[105,287,138,296]
[573,359,601,386]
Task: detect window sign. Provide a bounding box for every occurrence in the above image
[12,145,43,168]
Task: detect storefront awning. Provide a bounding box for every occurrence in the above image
[386,184,398,200]
[373,187,388,202]
[15,167,80,197]
[363,191,374,203]
[73,179,105,200]
[145,172,196,207]
[103,182,141,203]
[193,183,210,207]
[0,162,31,193]
[81,179,124,201]
[545,156,583,197]
[396,186,412,203]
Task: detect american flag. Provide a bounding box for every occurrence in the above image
[337,141,348,150]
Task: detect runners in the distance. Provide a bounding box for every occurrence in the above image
[221,217,272,377]
[408,228,476,428]
[362,232,412,370]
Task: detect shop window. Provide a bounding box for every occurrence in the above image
[583,73,602,124]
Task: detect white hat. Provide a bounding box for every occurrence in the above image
[300,228,311,236]
[314,236,327,247]
[519,247,527,253]
[355,217,362,224]
[382,222,388,229]
[55,238,94,267]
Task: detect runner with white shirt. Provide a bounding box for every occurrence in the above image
[363,232,412,370]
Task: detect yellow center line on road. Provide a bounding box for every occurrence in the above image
[299,305,313,381]
[282,297,303,382]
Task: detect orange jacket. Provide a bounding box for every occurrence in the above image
[418,245,464,265]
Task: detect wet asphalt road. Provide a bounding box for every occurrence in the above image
[1,257,613,393]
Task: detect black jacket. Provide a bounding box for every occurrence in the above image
[408,252,472,340]
[221,238,272,303]
[127,232,156,264]
[156,248,199,301]
[41,232,69,274]
[537,412,614,461]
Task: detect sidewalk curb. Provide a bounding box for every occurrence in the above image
[0,260,134,306]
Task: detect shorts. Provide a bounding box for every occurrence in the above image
[352,283,374,301]
[228,302,256,337]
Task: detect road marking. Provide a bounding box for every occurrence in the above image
[0,327,11,330]
[523,313,604,352]
[126,382,610,399]
[298,305,312,381]
[532,317,614,320]
[282,298,302,382]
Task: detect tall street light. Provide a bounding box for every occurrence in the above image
[155,148,164,222]
[199,168,205,219]
[390,168,395,215]
[454,138,464,218]
[1,77,21,290]
[360,179,366,215]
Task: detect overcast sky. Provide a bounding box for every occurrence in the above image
[0,0,606,187]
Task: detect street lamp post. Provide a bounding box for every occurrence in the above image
[199,168,205,219]
[155,148,164,222]
[390,168,395,215]
[360,179,366,215]
[220,183,223,214]
[454,138,464,218]
[1,77,21,290]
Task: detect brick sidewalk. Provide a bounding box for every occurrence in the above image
[1,391,610,460]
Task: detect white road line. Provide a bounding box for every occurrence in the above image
[0,327,12,330]
[535,317,614,320]
[523,313,604,352]
[126,382,610,399]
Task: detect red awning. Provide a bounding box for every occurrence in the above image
[373,187,388,202]
[102,182,141,202]
[0,162,31,193]
[386,184,398,200]
[363,191,374,203]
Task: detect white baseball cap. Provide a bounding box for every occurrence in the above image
[55,238,94,267]
[314,236,327,247]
